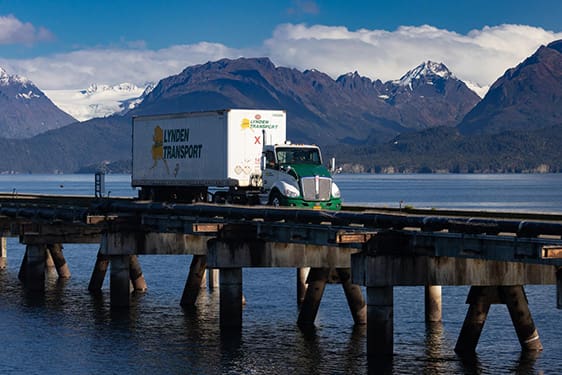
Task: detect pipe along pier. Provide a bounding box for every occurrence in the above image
[0,193,561,359]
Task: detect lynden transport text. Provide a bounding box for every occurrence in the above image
[163,128,202,159]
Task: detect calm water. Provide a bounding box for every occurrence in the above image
[0,174,561,374]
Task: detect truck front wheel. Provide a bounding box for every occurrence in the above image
[269,190,283,207]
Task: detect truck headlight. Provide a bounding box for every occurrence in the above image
[331,182,341,198]
[283,184,300,198]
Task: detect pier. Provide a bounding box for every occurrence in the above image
[0,192,561,360]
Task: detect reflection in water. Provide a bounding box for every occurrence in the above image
[513,351,541,374]
[456,352,483,375]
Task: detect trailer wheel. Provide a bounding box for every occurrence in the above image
[269,190,283,207]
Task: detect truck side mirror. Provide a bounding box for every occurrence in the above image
[329,157,336,173]
[261,155,267,171]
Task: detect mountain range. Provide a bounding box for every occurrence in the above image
[0,39,560,173]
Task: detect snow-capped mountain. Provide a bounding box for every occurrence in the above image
[0,67,76,138]
[380,61,481,129]
[393,60,454,89]
[44,82,154,121]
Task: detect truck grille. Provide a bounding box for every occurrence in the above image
[301,176,332,201]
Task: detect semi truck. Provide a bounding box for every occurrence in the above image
[132,109,341,210]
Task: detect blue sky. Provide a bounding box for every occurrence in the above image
[1,0,561,92]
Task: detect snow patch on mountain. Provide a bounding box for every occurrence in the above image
[44,82,153,121]
[394,61,454,89]
[0,67,31,86]
[463,80,488,98]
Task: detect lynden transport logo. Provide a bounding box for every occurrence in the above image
[150,125,203,176]
[240,113,280,145]
[240,114,279,131]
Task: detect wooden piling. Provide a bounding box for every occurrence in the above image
[0,237,7,269]
[47,244,71,278]
[336,268,366,325]
[219,268,243,329]
[556,267,562,310]
[425,285,442,323]
[109,255,130,307]
[297,267,330,326]
[88,250,109,292]
[499,286,543,351]
[366,286,394,357]
[454,286,493,354]
[297,267,310,305]
[24,244,47,291]
[181,255,207,307]
[129,255,147,292]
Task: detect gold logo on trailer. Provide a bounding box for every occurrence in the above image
[240,114,279,130]
[149,125,203,175]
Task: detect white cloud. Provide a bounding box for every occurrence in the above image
[1,23,561,96]
[263,23,562,91]
[0,14,54,45]
[1,42,242,89]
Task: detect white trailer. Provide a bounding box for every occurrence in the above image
[132,109,286,199]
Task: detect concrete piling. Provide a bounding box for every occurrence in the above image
[109,255,131,307]
[18,249,28,282]
[208,268,219,289]
[297,267,330,326]
[88,249,109,293]
[129,255,147,292]
[366,286,394,357]
[47,244,71,279]
[425,285,442,323]
[24,244,47,291]
[181,255,207,307]
[499,286,543,351]
[336,268,366,325]
[297,267,310,305]
[455,286,493,354]
[455,285,542,353]
[219,268,243,329]
[455,299,491,354]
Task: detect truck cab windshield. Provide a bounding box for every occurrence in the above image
[276,147,321,165]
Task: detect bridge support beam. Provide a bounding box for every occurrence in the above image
[110,255,131,308]
[47,244,71,279]
[219,268,243,329]
[296,267,310,305]
[181,255,207,307]
[337,268,366,325]
[297,267,330,326]
[88,249,109,293]
[425,285,442,323]
[366,286,394,358]
[0,237,6,269]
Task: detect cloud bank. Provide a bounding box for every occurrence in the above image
[1,23,561,95]
[0,14,53,45]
